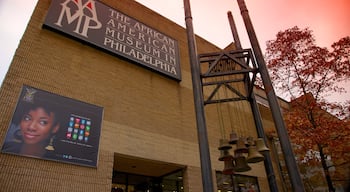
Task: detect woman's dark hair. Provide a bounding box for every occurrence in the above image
[22,101,60,127]
[13,90,62,127]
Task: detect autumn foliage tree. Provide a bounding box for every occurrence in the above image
[264,26,350,191]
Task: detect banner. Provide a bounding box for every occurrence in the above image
[1,85,103,167]
[43,0,181,80]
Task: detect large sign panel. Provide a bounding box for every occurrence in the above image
[1,85,103,167]
[44,0,181,80]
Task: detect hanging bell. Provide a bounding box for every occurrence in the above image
[234,137,248,153]
[246,145,264,163]
[233,156,251,172]
[218,149,234,161]
[246,136,255,147]
[222,159,235,175]
[218,138,232,151]
[228,131,238,144]
[255,138,270,152]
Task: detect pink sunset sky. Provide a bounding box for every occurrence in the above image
[0,0,349,102]
[136,0,350,50]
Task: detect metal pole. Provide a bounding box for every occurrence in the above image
[227,11,243,50]
[183,0,214,191]
[236,0,305,191]
[227,11,279,192]
[249,95,280,192]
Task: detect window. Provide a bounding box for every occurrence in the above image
[112,170,183,192]
[216,172,260,192]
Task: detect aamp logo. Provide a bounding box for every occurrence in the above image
[55,0,102,38]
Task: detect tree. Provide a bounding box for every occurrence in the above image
[285,94,350,191]
[264,26,350,191]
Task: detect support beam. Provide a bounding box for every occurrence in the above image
[236,0,305,191]
[227,11,279,192]
[184,0,214,191]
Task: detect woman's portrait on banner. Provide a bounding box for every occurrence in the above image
[1,85,103,167]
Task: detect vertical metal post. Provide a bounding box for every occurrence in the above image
[184,0,214,191]
[236,0,305,191]
[227,11,279,192]
[227,11,243,50]
[248,96,280,192]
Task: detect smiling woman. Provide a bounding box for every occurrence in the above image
[1,88,62,159]
[1,85,103,168]
[18,102,60,156]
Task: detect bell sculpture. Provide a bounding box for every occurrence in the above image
[234,156,251,172]
[222,159,235,175]
[228,131,238,144]
[234,137,248,153]
[218,136,269,174]
[218,138,232,151]
[255,138,270,152]
[246,145,264,163]
[246,136,255,146]
[218,149,234,161]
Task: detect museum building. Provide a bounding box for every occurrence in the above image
[0,0,289,191]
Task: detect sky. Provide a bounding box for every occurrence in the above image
[0,0,349,102]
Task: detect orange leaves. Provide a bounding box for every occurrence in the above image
[282,94,350,165]
[265,26,350,163]
[266,26,350,189]
[265,26,350,106]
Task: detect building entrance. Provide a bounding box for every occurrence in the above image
[112,153,184,192]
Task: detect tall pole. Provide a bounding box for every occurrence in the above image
[227,11,279,192]
[318,144,335,192]
[236,0,305,191]
[184,0,214,191]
